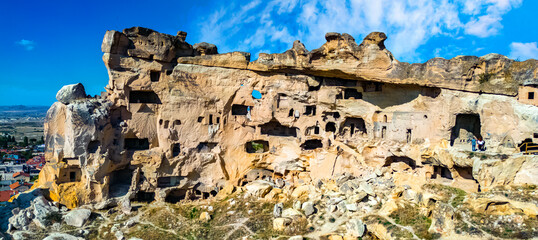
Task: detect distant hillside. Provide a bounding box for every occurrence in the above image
[0,105,49,118]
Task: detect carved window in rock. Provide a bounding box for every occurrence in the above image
[150,71,160,82]
[325,122,336,132]
[344,88,362,99]
[129,91,161,104]
[304,105,316,116]
[406,129,412,143]
[172,143,181,157]
[529,92,535,100]
[340,117,367,137]
[231,104,249,115]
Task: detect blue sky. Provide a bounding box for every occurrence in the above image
[1,0,537,106]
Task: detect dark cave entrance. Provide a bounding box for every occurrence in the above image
[450,114,481,146]
[301,139,323,150]
[165,189,187,203]
[245,140,269,153]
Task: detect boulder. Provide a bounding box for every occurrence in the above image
[193,42,218,56]
[63,208,91,227]
[56,83,86,104]
[282,208,303,219]
[199,212,211,222]
[291,185,313,199]
[273,203,283,217]
[301,202,316,216]
[43,233,83,240]
[346,219,366,237]
[273,217,292,231]
[245,180,273,198]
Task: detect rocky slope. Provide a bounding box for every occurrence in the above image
[2,26,537,239]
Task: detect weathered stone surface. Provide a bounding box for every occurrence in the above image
[56,83,86,104]
[273,217,292,231]
[43,233,83,240]
[193,42,218,56]
[63,209,91,227]
[245,180,273,198]
[177,51,250,69]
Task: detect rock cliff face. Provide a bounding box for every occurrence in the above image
[38,26,538,210]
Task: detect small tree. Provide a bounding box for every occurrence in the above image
[23,136,29,147]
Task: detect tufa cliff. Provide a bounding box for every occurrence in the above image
[37,26,538,212]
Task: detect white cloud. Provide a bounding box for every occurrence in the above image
[15,39,35,51]
[198,0,523,62]
[509,42,538,60]
[463,0,522,37]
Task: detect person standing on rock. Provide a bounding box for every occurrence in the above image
[471,137,477,151]
[477,137,486,151]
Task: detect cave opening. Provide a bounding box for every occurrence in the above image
[450,114,481,146]
[344,88,363,99]
[129,91,161,104]
[196,142,218,152]
[301,139,323,150]
[87,140,100,154]
[325,122,336,132]
[135,191,155,203]
[157,176,183,188]
[433,166,453,180]
[384,156,417,169]
[305,105,316,116]
[109,167,133,198]
[231,104,249,115]
[260,120,298,137]
[454,166,474,180]
[124,138,150,150]
[341,117,367,137]
[150,71,160,82]
[165,189,187,204]
[172,143,181,157]
[245,140,269,153]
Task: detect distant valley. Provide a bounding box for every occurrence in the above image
[0,105,48,142]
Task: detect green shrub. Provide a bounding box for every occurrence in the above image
[478,73,494,84]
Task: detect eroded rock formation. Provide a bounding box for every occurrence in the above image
[38,27,538,211]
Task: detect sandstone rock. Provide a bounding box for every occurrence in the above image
[193,42,218,56]
[245,180,273,198]
[56,83,86,104]
[328,235,344,240]
[288,236,304,240]
[273,217,292,231]
[282,208,303,219]
[199,212,211,221]
[291,185,313,199]
[63,209,91,227]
